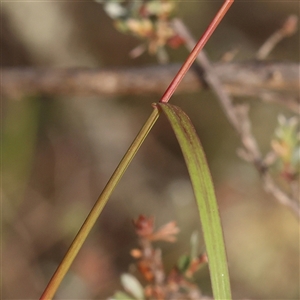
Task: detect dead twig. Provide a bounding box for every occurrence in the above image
[256,15,298,60]
[173,18,300,219]
[1,62,299,114]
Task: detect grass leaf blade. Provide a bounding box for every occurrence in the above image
[156,103,231,300]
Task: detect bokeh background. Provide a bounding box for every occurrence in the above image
[2,1,299,299]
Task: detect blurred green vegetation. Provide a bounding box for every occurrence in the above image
[2,98,40,209]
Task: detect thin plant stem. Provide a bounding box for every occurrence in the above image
[160,0,234,103]
[40,1,234,299]
[40,109,159,300]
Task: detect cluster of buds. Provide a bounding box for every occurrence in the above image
[110,215,209,300]
[96,0,185,62]
[269,115,300,182]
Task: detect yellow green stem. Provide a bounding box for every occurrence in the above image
[40,108,159,300]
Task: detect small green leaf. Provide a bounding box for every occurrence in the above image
[156,103,231,300]
[177,254,191,273]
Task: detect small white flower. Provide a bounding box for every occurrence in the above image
[104,3,127,19]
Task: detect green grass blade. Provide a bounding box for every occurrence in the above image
[156,103,231,300]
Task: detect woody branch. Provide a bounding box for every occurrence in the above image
[2,62,299,114]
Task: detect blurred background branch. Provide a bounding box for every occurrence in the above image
[2,62,299,114]
[256,14,298,60]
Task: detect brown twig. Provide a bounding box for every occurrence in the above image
[256,15,298,60]
[173,18,300,219]
[263,173,300,215]
[1,63,299,113]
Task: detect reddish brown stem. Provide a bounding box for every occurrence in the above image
[160,0,234,103]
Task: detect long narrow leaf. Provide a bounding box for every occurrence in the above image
[156,103,231,300]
